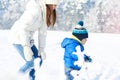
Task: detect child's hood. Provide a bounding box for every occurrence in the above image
[61,37,84,52]
[61,38,75,48]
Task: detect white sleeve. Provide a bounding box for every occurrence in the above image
[38,25,47,50]
[18,1,40,46]
[20,30,31,46]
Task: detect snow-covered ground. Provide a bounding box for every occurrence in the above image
[0,30,120,80]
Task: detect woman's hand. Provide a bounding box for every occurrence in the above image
[38,51,46,60]
[24,46,33,61]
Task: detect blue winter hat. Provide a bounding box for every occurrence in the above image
[72,27,88,41]
[78,20,84,26]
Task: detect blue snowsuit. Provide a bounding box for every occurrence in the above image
[61,37,84,80]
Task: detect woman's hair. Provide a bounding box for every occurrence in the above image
[46,5,56,27]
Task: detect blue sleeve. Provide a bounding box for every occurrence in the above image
[70,65,81,71]
[71,54,78,61]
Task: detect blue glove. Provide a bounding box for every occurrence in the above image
[84,54,92,62]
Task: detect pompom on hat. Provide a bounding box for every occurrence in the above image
[72,27,88,41]
[78,20,84,26]
[44,0,58,5]
[74,20,84,28]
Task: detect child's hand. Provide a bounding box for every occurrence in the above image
[84,54,92,62]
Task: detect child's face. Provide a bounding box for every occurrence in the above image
[81,38,87,45]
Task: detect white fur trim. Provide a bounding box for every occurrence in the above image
[45,0,58,5]
[74,25,83,28]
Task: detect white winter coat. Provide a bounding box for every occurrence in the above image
[11,0,47,50]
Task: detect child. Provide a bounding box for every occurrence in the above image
[61,20,92,80]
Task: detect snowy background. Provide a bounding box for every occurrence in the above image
[0,0,120,33]
[0,0,120,80]
[0,30,120,80]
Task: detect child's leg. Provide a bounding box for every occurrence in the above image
[64,67,74,80]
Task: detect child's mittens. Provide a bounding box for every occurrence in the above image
[24,46,33,61]
[84,54,92,62]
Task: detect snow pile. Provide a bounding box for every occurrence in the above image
[0,30,120,80]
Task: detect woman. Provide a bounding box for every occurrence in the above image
[10,0,58,80]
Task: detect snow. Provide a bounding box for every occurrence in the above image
[0,30,120,80]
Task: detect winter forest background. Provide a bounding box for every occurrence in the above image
[0,0,120,33]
